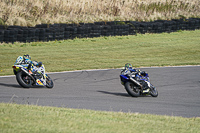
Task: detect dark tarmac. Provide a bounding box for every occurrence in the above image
[0,66,200,117]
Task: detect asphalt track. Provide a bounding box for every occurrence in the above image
[0,66,200,118]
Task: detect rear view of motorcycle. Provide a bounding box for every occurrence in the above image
[12,56,54,88]
[120,64,158,97]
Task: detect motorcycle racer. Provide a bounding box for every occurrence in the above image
[23,54,41,66]
[12,54,54,88]
[121,63,137,76]
[121,63,149,90]
[122,63,148,76]
[120,63,158,97]
[14,54,42,74]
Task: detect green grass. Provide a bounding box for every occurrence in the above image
[0,103,200,133]
[0,30,200,76]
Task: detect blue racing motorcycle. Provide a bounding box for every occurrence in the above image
[120,67,158,97]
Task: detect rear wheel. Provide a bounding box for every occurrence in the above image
[125,82,140,97]
[46,74,54,88]
[16,71,33,88]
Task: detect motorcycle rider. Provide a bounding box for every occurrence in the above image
[121,63,149,90]
[122,63,148,76]
[21,54,42,73]
[121,63,137,75]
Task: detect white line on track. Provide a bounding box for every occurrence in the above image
[0,65,199,78]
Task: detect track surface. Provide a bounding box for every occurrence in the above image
[0,66,200,117]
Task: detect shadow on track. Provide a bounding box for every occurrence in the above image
[97,90,153,98]
[97,90,130,97]
[0,83,21,88]
[0,83,46,89]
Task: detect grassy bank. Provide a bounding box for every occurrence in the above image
[0,103,199,133]
[0,30,200,76]
[0,0,200,27]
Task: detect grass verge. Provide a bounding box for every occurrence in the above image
[0,103,200,133]
[0,30,200,76]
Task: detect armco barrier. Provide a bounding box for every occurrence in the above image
[0,18,200,43]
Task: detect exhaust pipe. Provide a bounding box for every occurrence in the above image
[130,77,143,89]
[21,68,36,83]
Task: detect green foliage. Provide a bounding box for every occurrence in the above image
[116,21,126,25]
[0,18,5,25]
[177,29,183,32]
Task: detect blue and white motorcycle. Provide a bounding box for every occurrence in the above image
[120,68,158,97]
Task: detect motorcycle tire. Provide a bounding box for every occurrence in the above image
[16,71,33,88]
[45,74,54,88]
[150,86,158,97]
[125,82,140,97]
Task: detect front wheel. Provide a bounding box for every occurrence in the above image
[125,82,140,97]
[150,85,158,97]
[46,74,54,88]
[16,71,33,88]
